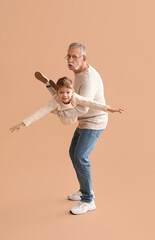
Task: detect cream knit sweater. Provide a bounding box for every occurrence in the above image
[23,92,109,127]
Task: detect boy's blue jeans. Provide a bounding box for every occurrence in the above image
[69,127,103,203]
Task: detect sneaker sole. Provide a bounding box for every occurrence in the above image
[49,79,57,90]
[34,72,57,90]
[35,71,48,84]
[68,196,82,201]
[68,195,95,201]
[70,207,96,215]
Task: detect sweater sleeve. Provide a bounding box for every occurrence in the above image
[23,98,57,126]
[75,94,110,112]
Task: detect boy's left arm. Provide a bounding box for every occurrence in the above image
[75,94,109,112]
[75,94,124,114]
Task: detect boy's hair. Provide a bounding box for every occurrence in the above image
[56,77,73,90]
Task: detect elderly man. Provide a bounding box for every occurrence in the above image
[36,43,108,215]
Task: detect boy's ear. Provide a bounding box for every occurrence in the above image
[72,89,75,94]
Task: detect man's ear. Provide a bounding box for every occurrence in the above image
[83,55,87,62]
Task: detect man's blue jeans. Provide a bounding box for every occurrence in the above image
[69,127,103,203]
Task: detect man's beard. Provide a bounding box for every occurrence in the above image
[68,63,81,70]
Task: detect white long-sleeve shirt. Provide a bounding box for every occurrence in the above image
[23,92,109,127]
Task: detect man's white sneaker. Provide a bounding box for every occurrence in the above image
[70,200,96,215]
[68,190,82,201]
[68,190,95,201]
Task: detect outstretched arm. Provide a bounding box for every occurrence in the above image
[9,99,57,132]
[106,107,124,114]
[75,94,124,114]
[10,122,26,132]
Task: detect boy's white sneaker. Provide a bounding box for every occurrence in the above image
[68,190,95,201]
[70,200,96,215]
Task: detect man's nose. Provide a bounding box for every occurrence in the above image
[68,56,73,61]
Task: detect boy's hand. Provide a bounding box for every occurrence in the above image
[9,122,26,133]
[107,107,124,114]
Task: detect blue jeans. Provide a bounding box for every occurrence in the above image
[69,128,103,203]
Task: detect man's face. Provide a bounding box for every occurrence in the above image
[66,47,85,73]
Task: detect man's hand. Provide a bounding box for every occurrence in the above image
[107,107,124,114]
[9,122,26,133]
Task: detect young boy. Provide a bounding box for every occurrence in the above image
[10,76,123,132]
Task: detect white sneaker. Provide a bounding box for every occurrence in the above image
[70,200,96,215]
[68,190,95,201]
[68,190,82,201]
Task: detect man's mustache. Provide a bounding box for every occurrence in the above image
[68,63,80,70]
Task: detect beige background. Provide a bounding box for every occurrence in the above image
[0,0,155,239]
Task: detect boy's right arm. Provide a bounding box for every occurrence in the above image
[10,98,57,132]
[10,122,26,132]
[22,100,56,127]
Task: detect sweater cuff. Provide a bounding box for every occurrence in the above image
[22,119,29,127]
[106,105,111,111]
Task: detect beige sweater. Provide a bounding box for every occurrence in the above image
[23,92,109,127]
[58,65,108,130]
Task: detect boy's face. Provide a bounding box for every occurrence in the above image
[57,87,74,104]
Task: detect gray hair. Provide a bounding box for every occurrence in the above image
[68,42,86,56]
